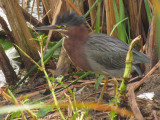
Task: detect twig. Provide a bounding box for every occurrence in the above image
[152,110,158,120]
[133,60,160,91]
[127,61,160,119]
[128,88,144,120]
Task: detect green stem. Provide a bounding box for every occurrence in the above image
[30,71,92,104]
[119,35,141,93]
[95,0,102,33]
[43,69,65,120]
[14,44,41,68]
[7,89,27,120]
[39,36,65,120]
[84,0,99,18]
[7,89,18,104]
[13,38,63,90]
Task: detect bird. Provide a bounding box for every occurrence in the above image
[36,12,149,100]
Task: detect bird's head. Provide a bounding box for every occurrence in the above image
[36,12,86,35]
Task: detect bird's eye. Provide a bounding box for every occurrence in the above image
[61,25,66,28]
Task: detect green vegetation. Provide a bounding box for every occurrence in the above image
[0,0,159,120]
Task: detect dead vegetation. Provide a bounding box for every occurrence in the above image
[0,0,160,120]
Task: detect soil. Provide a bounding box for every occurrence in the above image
[0,73,160,120]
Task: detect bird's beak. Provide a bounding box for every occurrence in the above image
[35,25,65,31]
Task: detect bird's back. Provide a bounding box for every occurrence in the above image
[84,33,149,77]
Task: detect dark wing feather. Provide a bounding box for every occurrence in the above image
[85,33,149,70]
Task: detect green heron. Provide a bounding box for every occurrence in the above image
[36,12,149,100]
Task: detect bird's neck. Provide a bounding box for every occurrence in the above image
[63,25,88,43]
[62,25,92,71]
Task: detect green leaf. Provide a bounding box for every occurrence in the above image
[112,0,127,42]
[71,112,78,120]
[37,106,54,118]
[94,75,104,89]
[76,86,86,94]
[96,0,102,33]
[109,111,117,120]
[10,112,18,120]
[84,110,89,117]
[144,0,151,24]
[0,39,13,50]
[84,0,99,18]
[56,75,64,83]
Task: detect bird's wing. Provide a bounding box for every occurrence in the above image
[85,33,127,70]
[86,49,126,69]
[85,33,149,70]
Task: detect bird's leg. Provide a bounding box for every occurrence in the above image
[113,77,121,107]
[98,76,108,102]
[113,77,118,96]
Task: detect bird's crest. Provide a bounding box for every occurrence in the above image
[56,12,86,27]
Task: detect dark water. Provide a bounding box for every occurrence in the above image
[19,0,43,19]
[0,0,43,30]
[0,0,43,86]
